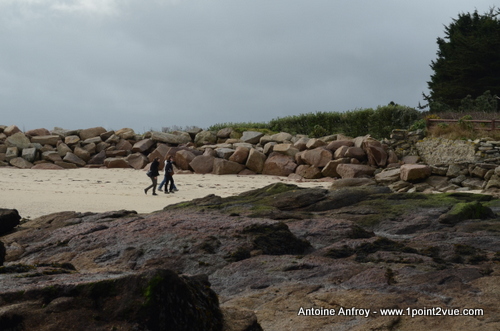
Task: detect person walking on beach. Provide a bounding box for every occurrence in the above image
[145,157,160,196]
[158,156,176,194]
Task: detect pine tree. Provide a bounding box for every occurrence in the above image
[425,8,500,112]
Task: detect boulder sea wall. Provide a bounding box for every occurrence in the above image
[4,124,500,196]
[0,125,397,181]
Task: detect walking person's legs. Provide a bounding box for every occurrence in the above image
[145,177,158,195]
[158,175,167,191]
[164,175,174,193]
[168,175,175,193]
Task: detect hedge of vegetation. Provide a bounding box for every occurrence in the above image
[209,105,422,139]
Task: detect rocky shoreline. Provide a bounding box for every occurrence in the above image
[1,124,500,330]
[1,184,499,330]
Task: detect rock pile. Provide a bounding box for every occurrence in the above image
[380,129,500,195]
[3,123,500,196]
[0,124,398,178]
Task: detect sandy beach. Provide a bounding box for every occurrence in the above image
[0,168,332,219]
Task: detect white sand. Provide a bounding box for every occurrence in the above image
[0,168,332,219]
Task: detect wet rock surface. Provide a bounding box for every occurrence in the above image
[1,183,500,330]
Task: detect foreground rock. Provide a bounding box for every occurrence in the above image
[0,268,223,331]
[1,185,499,330]
[0,209,20,235]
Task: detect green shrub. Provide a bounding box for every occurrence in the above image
[310,124,329,138]
[458,115,474,130]
[409,119,426,131]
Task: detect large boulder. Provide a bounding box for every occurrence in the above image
[215,148,235,160]
[51,127,78,137]
[245,148,266,174]
[116,139,133,152]
[190,155,215,174]
[57,143,73,157]
[400,164,432,182]
[325,140,353,152]
[0,208,21,235]
[82,142,96,155]
[148,143,171,162]
[132,139,155,153]
[3,125,21,136]
[126,153,149,170]
[175,149,197,171]
[152,131,192,145]
[9,157,33,169]
[305,138,326,149]
[241,131,264,144]
[42,151,62,163]
[336,164,375,179]
[79,127,107,140]
[295,165,323,179]
[262,142,277,155]
[105,134,121,144]
[30,135,60,146]
[273,144,299,157]
[64,135,80,145]
[5,147,19,161]
[115,127,136,140]
[63,152,86,167]
[21,147,38,163]
[293,137,310,151]
[104,157,130,168]
[321,159,344,178]
[333,145,350,159]
[344,146,366,162]
[5,132,31,150]
[301,148,332,167]
[194,130,217,146]
[213,158,246,175]
[87,150,107,165]
[262,153,297,176]
[228,146,249,164]
[375,168,401,184]
[100,130,115,142]
[25,128,51,137]
[269,132,293,143]
[73,146,91,162]
[364,141,388,167]
[216,127,234,139]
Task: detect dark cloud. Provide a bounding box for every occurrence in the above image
[0,0,495,132]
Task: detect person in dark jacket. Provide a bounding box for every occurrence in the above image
[158,156,175,194]
[144,157,160,195]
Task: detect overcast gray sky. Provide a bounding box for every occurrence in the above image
[0,0,496,133]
